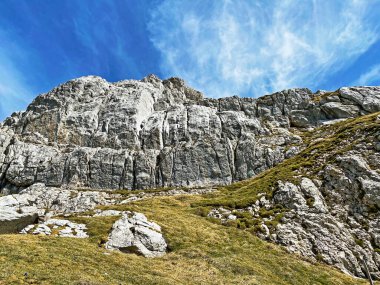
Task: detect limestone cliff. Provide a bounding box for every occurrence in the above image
[0,75,379,194]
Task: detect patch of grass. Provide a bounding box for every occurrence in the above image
[354,238,365,248]
[250,224,267,235]
[306,197,315,207]
[194,111,380,211]
[194,206,211,217]
[265,212,285,230]
[68,216,120,246]
[312,91,340,102]
[316,254,324,262]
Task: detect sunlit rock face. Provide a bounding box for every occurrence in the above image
[0,74,379,193]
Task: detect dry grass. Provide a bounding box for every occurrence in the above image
[0,195,369,285]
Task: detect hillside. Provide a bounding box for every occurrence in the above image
[0,195,370,285]
[0,76,380,284]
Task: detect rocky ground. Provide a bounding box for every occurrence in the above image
[0,183,212,258]
[205,112,380,279]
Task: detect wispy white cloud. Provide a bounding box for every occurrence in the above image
[148,0,380,97]
[354,64,380,86]
[0,30,34,119]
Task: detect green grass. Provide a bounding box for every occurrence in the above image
[312,90,340,102]
[68,216,120,246]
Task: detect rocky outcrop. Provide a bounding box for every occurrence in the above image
[20,219,88,238]
[0,183,119,220]
[0,76,379,276]
[208,152,380,279]
[0,76,379,192]
[270,154,380,279]
[105,211,167,257]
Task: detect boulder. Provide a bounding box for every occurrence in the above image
[0,207,38,234]
[320,102,360,119]
[106,211,167,257]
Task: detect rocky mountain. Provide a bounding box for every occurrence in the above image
[0,75,380,284]
[0,75,379,194]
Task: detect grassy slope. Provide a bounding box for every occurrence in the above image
[1,112,379,285]
[0,195,368,285]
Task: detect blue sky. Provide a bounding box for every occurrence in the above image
[0,0,380,120]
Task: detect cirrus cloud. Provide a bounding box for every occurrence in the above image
[148,0,380,98]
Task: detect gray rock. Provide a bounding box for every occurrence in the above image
[32,224,51,235]
[105,211,167,257]
[320,102,360,118]
[209,153,380,278]
[21,218,89,238]
[0,183,118,216]
[0,207,38,234]
[1,76,378,192]
[273,181,307,211]
[94,210,122,217]
[271,155,380,278]
[339,86,380,113]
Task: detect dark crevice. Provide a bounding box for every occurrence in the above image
[119,153,128,189]
[132,155,138,190]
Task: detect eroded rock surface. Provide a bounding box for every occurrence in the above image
[0,207,38,234]
[0,183,118,217]
[105,211,167,257]
[1,76,379,192]
[20,219,88,238]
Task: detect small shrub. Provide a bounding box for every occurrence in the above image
[195,207,210,217]
[367,204,380,213]
[206,217,222,225]
[237,220,246,230]
[265,220,279,229]
[316,254,324,262]
[258,208,275,218]
[306,197,315,207]
[237,218,254,229]
[250,225,266,235]
[225,220,238,228]
[354,238,364,248]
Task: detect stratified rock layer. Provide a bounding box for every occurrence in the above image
[0,75,380,193]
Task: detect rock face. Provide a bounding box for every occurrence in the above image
[0,75,379,193]
[0,207,38,234]
[0,76,379,275]
[105,211,167,257]
[269,154,380,279]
